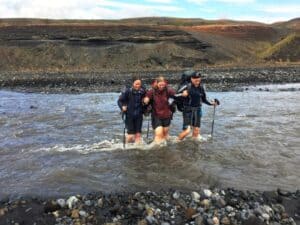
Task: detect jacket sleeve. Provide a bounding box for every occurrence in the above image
[146,89,154,100]
[167,87,176,98]
[117,88,129,110]
[201,85,212,105]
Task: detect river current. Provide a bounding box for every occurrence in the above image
[0,83,299,199]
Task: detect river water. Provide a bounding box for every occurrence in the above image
[0,84,299,199]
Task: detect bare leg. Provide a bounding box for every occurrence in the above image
[162,127,170,140]
[135,133,142,144]
[126,134,135,143]
[177,126,191,141]
[192,127,200,138]
[154,126,165,144]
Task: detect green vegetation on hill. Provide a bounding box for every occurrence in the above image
[260,33,300,62]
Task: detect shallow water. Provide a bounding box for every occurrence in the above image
[0,84,299,199]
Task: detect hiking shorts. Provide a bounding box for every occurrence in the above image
[151,116,171,130]
[126,115,143,134]
[182,107,202,130]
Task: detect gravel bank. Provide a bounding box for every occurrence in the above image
[0,188,299,225]
[0,66,299,93]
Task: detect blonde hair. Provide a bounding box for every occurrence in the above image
[155,76,166,83]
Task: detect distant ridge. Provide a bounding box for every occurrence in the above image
[0,17,299,72]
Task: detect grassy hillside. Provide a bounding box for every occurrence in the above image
[260,33,300,61]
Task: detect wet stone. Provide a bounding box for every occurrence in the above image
[201,199,210,209]
[71,209,80,219]
[241,215,266,225]
[44,200,60,213]
[97,198,103,207]
[213,216,220,225]
[203,189,213,198]
[185,208,197,220]
[0,208,6,217]
[220,216,230,225]
[225,206,234,213]
[56,198,66,208]
[161,222,171,225]
[85,200,92,206]
[216,198,227,208]
[173,191,180,200]
[195,215,204,225]
[67,196,79,209]
[79,210,88,217]
[192,192,201,203]
[146,215,157,224]
[137,219,147,225]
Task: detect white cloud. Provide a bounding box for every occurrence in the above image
[217,0,255,3]
[0,0,182,19]
[229,15,297,24]
[145,0,173,3]
[186,0,254,4]
[259,4,300,14]
[186,0,206,5]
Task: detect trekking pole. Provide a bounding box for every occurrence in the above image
[146,115,150,143]
[211,98,220,139]
[122,112,126,149]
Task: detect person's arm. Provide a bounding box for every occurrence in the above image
[176,84,188,94]
[143,89,153,105]
[117,89,129,111]
[168,88,176,99]
[201,85,214,106]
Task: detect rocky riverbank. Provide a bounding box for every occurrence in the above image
[0,65,299,93]
[0,188,299,225]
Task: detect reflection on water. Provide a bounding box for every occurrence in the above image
[0,85,299,199]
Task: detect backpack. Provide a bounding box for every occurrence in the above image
[174,70,196,112]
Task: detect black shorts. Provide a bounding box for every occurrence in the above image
[152,116,171,130]
[126,115,143,134]
[182,107,202,130]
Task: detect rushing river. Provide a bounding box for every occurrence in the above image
[0,84,300,199]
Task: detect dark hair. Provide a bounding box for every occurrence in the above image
[131,76,142,83]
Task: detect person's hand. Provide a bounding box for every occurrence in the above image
[143,97,150,104]
[182,90,188,97]
[211,99,220,106]
[122,106,127,112]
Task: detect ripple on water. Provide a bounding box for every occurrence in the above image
[0,88,299,198]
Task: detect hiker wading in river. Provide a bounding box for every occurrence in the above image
[118,77,146,144]
[177,72,218,141]
[143,76,176,145]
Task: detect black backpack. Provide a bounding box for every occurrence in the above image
[174,70,196,112]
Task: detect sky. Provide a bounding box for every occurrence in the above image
[0,0,299,24]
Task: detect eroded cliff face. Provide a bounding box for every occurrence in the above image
[0,18,299,73]
[0,24,215,72]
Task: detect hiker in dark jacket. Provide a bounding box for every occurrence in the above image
[143,76,176,145]
[118,78,146,144]
[177,72,218,141]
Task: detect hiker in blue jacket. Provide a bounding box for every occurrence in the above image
[118,77,146,144]
[177,72,218,141]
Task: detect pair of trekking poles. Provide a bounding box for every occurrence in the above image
[121,98,219,148]
[121,112,151,149]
